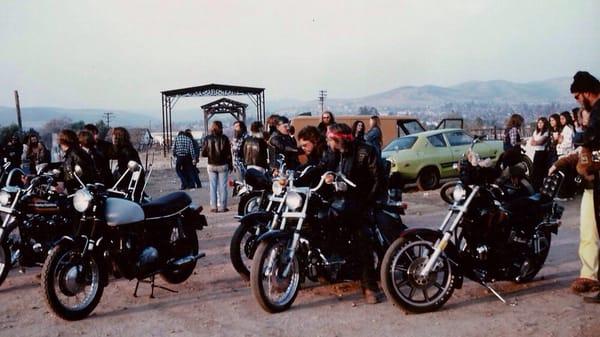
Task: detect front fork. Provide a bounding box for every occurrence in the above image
[419,186,480,277]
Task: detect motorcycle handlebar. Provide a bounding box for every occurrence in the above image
[311,171,357,192]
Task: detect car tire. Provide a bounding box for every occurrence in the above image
[416,167,440,191]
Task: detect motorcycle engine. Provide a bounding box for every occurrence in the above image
[136,246,160,277]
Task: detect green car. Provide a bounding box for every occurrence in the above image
[382,128,504,190]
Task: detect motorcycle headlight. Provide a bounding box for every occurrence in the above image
[73,189,93,213]
[0,190,11,206]
[452,184,467,202]
[285,191,303,211]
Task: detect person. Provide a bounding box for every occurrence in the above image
[202,121,233,213]
[352,120,366,141]
[557,111,575,157]
[567,70,600,304]
[242,121,268,173]
[25,134,49,173]
[172,131,197,190]
[231,120,249,175]
[547,113,562,167]
[2,133,23,170]
[265,114,280,137]
[83,124,114,161]
[78,130,113,187]
[317,111,335,136]
[297,126,327,168]
[365,115,383,156]
[185,129,202,188]
[573,108,585,146]
[57,129,96,193]
[111,127,143,196]
[501,114,524,168]
[324,123,385,304]
[528,117,549,190]
[268,116,299,171]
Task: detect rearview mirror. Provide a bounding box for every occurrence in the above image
[74,165,83,177]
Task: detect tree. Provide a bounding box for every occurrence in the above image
[0,124,20,144]
[69,120,86,131]
[358,106,379,116]
[95,120,110,141]
[41,117,72,136]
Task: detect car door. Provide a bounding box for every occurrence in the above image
[425,133,455,178]
[444,130,473,172]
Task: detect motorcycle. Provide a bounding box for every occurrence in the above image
[249,170,407,313]
[380,137,565,313]
[40,161,207,320]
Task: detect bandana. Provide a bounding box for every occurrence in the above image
[326,131,354,141]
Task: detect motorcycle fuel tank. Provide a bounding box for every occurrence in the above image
[105,197,145,226]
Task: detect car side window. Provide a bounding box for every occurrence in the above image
[427,134,447,148]
[446,131,472,146]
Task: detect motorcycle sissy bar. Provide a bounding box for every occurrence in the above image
[133,276,178,299]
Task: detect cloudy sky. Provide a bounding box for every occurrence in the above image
[1,0,598,111]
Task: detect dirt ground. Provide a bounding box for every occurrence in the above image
[0,164,598,337]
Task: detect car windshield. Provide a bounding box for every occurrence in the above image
[383,136,418,151]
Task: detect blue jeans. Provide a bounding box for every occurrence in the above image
[175,155,196,189]
[207,164,229,210]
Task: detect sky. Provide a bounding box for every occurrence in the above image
[1,0,598,113]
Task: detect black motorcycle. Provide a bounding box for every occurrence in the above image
[40,162,207,320]
[249,171,407,313]
[380,139,565,313]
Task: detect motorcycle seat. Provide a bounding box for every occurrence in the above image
[141,191,191,219]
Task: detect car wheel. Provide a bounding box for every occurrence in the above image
[416,167,440,191]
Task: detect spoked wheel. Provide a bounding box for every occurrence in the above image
[514,231,552,283]
[161,227,199,284]
[0,243,10,287]
[230,220,268,281]
[41,244,104,321]
[440,181,458,205]
[381,235,456,313]
[250,239,300,313]
[238,193,262,216]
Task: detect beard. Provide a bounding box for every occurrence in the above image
[583,97,593,112]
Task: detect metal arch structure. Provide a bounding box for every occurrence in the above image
[160,83,265,156]
[201,98,248,135]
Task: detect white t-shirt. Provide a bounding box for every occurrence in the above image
[530,130,549,151]
[556,125,574,156]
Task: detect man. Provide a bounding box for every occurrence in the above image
[83,124,114,160]
[568,71,600,304]
[317,111,335,136]
[83,124,113,186]
[268,116,299,171]
[185,129,202,188]
[297,125,327,167]
[231,121,249,180]
[242,121,268,172]
[324,123,385,304]
[2,134,23,171]
[172,131,196,190]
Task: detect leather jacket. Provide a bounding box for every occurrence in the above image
[114,145,141,175]
[243,135,268,169]
[202,134,233,168]
[62,146,97,192]
[268,132,299,170]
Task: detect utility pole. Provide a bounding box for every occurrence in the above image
[318,90,327,114]
[14,90,23,132]
[103,112,115,128]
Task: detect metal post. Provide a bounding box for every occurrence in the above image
[161,94,166,157]
[14,90,22,132]
[168,97,173,150]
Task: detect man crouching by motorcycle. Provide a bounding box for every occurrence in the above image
[324,123,386,304]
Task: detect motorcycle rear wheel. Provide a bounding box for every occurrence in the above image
[41,244,104,321]
[161,227,199,284]
[381,234,456,313]
[250,239,300,313]
[514,231,552,283]
[0,243,10,287]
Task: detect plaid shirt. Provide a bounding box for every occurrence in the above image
[231,133,249,165]
[507,127,519,147]
[172,134,196,158]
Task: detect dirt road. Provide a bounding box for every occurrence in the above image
[0,169,598,337]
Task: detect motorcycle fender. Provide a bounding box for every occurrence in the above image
[52,236,110,287]
[182,207,208,230]
[239,211,272,226]
[399,228,464,289]
[256,230,292,245]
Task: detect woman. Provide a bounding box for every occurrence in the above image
[365,115,383,155]
[112,127,141,176]
[547,113,562,167]
[202,121,233,213]
[58,129,96,193]
[78,130,113,187]
[528,117,549,190]
[502,114,524,168]
[352,120,366,141]
[557,111,575,157]
[317,111,335,136]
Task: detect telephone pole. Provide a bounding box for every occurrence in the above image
[318,90,327,114]
[103,112,115,128]
[14,90,23,132]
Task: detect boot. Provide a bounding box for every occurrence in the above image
[583,292,600,304]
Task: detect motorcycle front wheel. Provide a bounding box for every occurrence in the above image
[381,234,456,313]
[238,192,262,216]
[230,219,268,281]
[250,239,300,313]
[0,243,10,287]
[41,244,104,321]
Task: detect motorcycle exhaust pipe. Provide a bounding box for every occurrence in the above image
[169,252,206,267]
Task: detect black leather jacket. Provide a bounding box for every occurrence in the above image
[202,134,233,168]
[114,145,141,176]
[268,132,299,170]
[325,140,385,205]
[584,99,600,150]
[243,135,268,169]
[62,146,97,192]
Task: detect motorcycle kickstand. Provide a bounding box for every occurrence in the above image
[133,275,178,299]
[481,282,517,306]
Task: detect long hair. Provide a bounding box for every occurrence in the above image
[535,117,549,134]
[78,130,95,149]
[211,121,223,136]
[506,114,524,129]
[112,127,132,149]
[298,126,326,157]
[352,120,365,139]
[327,123,354,150]
[548,113,562,132]
[58,129,79,149]
[560,111,575,129]
[233,120,247,136]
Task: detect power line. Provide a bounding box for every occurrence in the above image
[318,90,327,114]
